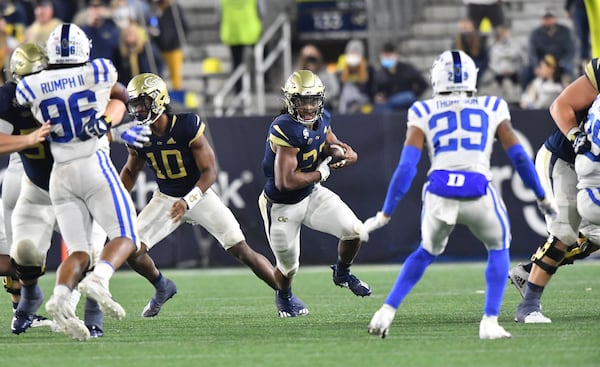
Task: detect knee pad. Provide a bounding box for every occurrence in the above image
[10,239,46,266]
[560,238,600,266]
[531,236,565,275]
[14,263,45,281]
[3,276,20,296]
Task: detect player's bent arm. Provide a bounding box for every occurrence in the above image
[0,123,50,155]
[325,129,357,166]
[120,148,146,192]
[190,134,218,193]
[549,76,597,138]
[274,144,321,191]
[497,120,545,199]
[110,82,129,105]
[381,126,424,216]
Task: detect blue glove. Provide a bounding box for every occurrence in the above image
[78,115,111,141]
[114,124,151,148]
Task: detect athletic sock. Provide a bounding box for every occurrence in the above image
[385,246,436,308]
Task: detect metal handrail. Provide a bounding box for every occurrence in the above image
[254,13,292,115]
[213,63,251,117]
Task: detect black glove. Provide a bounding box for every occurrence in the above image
[572,131,591,154]
[78,115,111,141]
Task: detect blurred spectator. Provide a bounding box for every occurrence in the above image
[0,0,27,81]
[565,0,590,71]
[52,0,79,22]
[79,0,122,69]
[149,0,188,103]
[520,7,575,90]
[23,0,61,46]
[462,0,505,37]
[119,19,163,83]
[488,24,523,100]
[337,38,375,114]
[520,54,563,110]
[452,18,489,86]
[297,43,340,111]
[219,0,263,94]
[372,42,427,112]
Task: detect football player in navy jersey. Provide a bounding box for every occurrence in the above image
[258,70,370,318]
[120,73,278,317]
[511,58,600,323]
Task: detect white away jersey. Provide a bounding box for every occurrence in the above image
[407,95,510,179]
[15,58,117,163]
[575,94,600,188]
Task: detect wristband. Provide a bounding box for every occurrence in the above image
[183,186,203,209]
[567,126,581,142]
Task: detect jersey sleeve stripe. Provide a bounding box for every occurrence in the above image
[273,124,289,140]
[21,79,36,101]
[483,95,491,107]
[92,61,100,84]
[98,59,110,82]
[409,104,422,118]
[269,134,293,147]
[189,118,206,147]
[419,100,430,114]
[491,97,501,111]
[584,58,599,92]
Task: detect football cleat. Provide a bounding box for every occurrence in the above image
[11,311,34,334]
[479,316,512,339]
[508,264,529,299]
[141,278,178,317]
[31,314,53,328]
[368,304,396,338]
[331,264,372,297]
[46,293,90,341]
[275,290,309,318]
[79,273,125,320]
[87,325,104,338]
[515,310,552,324]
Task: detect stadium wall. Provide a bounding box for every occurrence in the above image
[0,109,557,269]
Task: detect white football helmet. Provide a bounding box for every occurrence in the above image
[430,50,478,95]
[46,23,91,64]
[282,70,325,126]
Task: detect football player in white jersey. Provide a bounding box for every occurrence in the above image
[15,23,139,341]
[362,50,556,339]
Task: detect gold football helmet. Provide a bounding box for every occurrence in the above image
[9,43,48,82]
[282,70,325,126]
[126,73,171,125]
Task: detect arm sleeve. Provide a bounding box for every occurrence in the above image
[506,144,545,199]
[382,145,421,215]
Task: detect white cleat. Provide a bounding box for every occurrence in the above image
[46,294,90,341]
[79,273,126,320]
[479,315,512,340]
[367,304,396,338]
[522,311,552,324]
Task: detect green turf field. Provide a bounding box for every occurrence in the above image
[1,261,598,367]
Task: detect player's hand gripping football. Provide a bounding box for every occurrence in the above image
[111,122,151,148]
[361,211,391,241]
[78,115,111,141]
[331,142,357,169]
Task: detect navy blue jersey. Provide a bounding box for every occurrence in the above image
[132,113,204,197]
[0,83,53,190]
[262,110,332,204]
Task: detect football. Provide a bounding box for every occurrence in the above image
[322,143,346,165]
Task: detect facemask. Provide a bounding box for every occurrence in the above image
[346,54,361,67]
[380,57,396,69]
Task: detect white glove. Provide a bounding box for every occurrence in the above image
[363,212,391,236]
[316,156,332,182]
[536,196,557,219]
[111,122,151,148]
